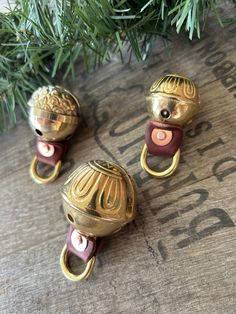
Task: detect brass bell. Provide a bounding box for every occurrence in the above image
[60,160,137,281]
[140,74,200,178]
[28,85,80,183]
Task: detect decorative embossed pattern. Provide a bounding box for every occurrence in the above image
[28,86,78,116]
[62,160,136,221]
[150,74,199,103]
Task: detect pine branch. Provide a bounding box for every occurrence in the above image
[0,0,235,133]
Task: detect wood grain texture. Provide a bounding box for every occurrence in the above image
[1,4,236,314]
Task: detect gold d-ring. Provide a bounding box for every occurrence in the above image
[60,244,96,282]
[30,155,62,184]
[140,144,180,178]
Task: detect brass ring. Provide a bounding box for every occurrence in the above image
[60,244,96,282]
[30,155,62,184]
[140,144,180,178]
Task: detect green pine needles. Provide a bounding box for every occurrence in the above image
[0,0,235,133]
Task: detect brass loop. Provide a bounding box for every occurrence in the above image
[30,155,62,184]
[140,144,180,178]
[60,244,96,282]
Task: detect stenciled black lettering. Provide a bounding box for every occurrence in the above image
[126,154,140,167]
[221,71,236,88]
[205,51,226,66]
[213,61,235,79]
[185,121,212,138]
[133,170,152,188]
[109,110,147,137]
[156,189,209,223]
[118,135,144,154]
[157,240,168,260]
[170,208,235,248]
[228,85,236,98]
[143,172,197,204]
[197,138,224,156]
[212,156,236,182]
[196,41,216,58]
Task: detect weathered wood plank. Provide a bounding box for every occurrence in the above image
[1,3,236,314]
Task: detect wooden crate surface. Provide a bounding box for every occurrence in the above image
[1,4,236,314]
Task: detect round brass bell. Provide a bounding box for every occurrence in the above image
[146,74,200,127]
[61,160,137,237]
[28,85,80,141]
[140,74,200,178]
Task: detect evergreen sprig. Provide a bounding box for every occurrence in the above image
[0,0,235,133]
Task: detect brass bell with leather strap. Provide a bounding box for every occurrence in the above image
[60,160,137,282]
[140,74,200,178]
[28,85,80,184]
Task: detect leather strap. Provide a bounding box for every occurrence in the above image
[66,226,104,263]
[36,138,68,166]
[145,120,183,157]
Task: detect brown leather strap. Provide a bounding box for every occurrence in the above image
[145,120,183,157]
[36,138,68,166]
[66,226,104,263]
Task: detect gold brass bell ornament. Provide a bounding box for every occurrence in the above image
[60,160,136,282]
[28,86,80,184]
[140,74,200,178]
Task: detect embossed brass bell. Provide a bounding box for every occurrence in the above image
[28,86,80,183]
[140,74,200,178]
[60,160,136,282]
